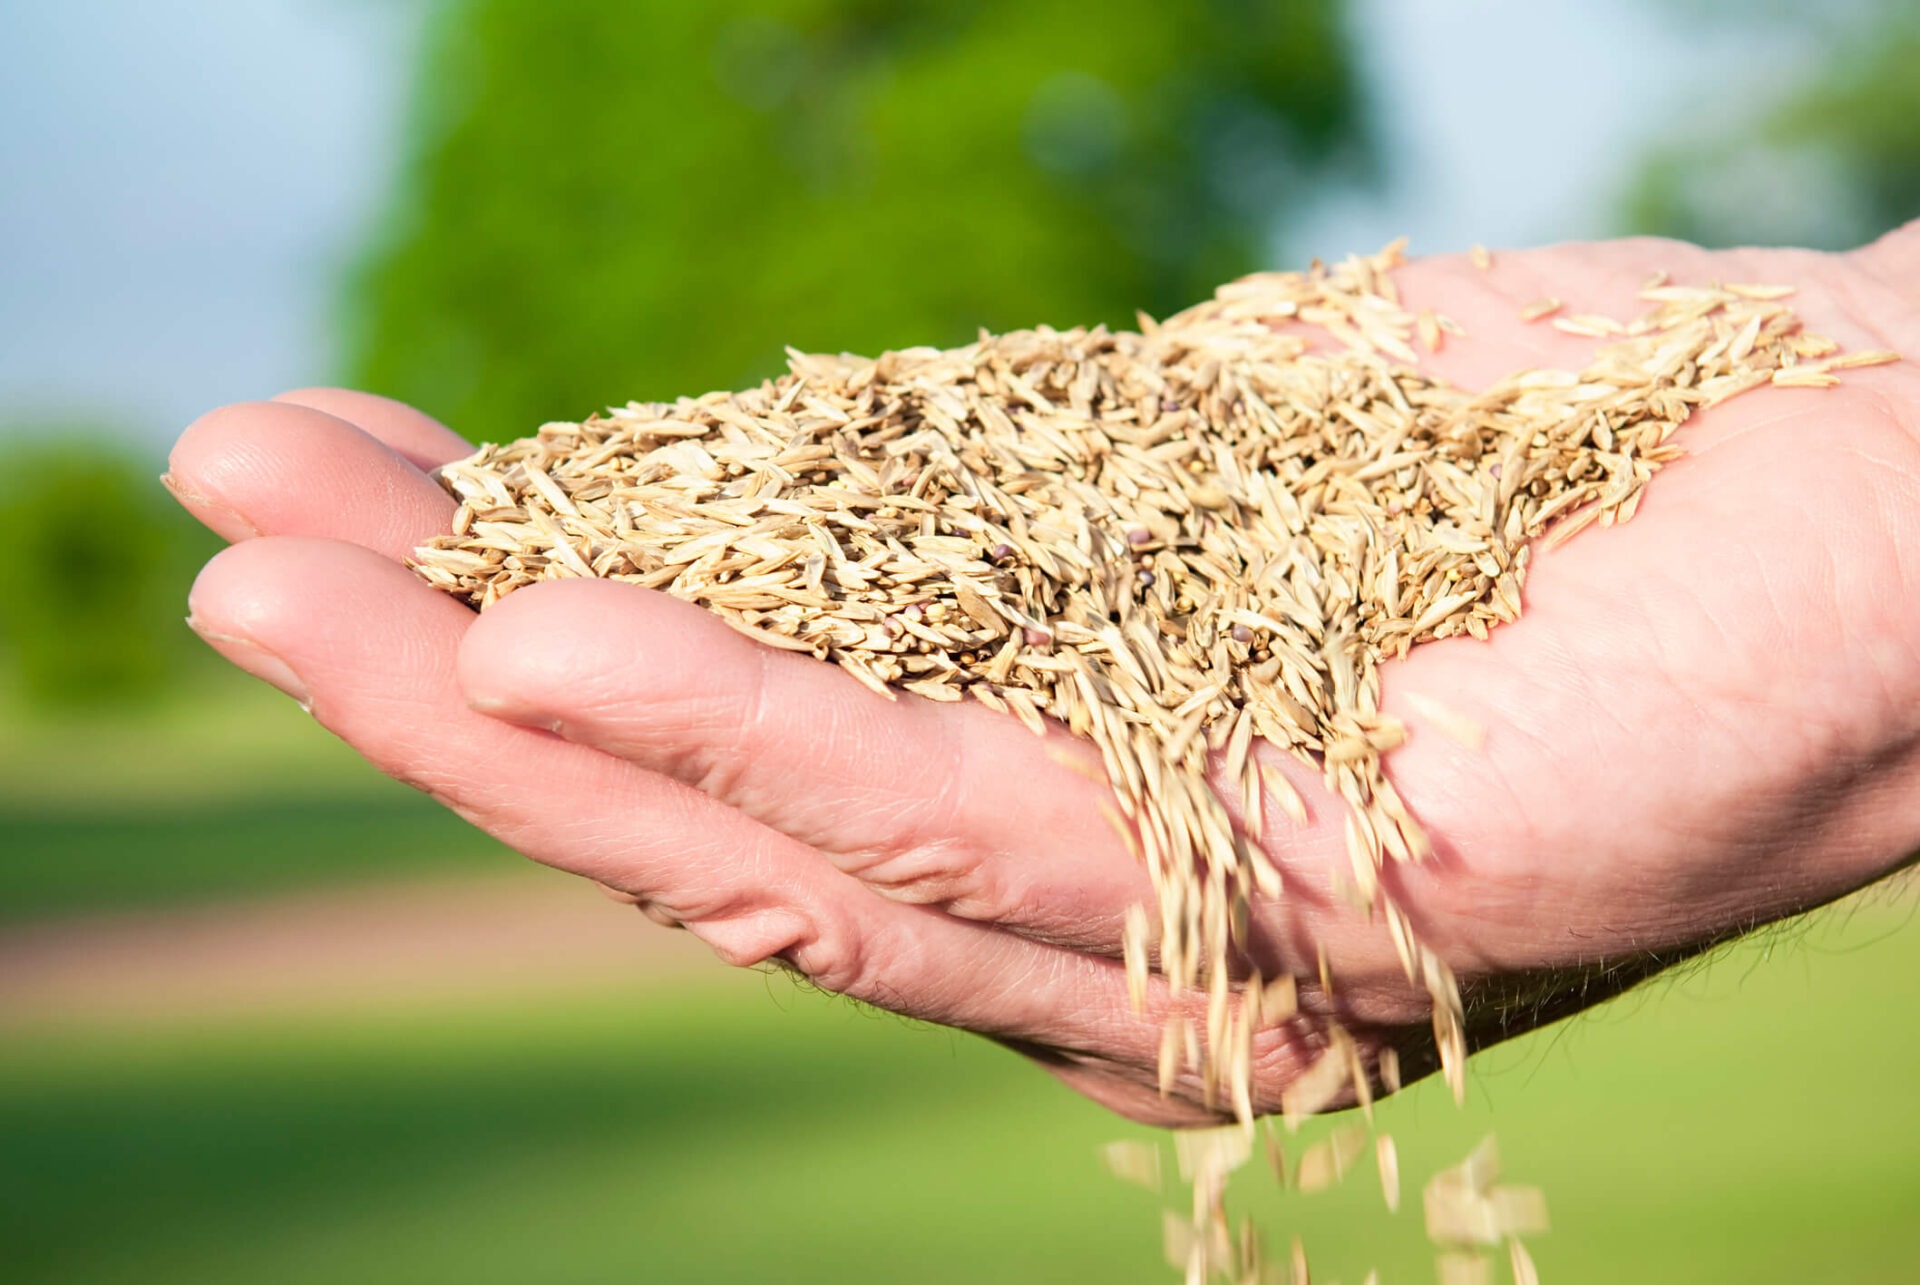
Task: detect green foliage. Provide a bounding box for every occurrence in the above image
[1765,32,1920,238]
[0,435,215,712]
[1624,3,1919,249]
[347,0,1372,445]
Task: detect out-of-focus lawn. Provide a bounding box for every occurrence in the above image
[4,896,1919,1283]
[5,688,1919,1281]
[0,684,517,922]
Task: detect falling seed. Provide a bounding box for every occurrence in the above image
[1123,903,1152,1012]
[1264,1122,1290,1187]
[409,241,1877,1285]
[1295,1122,1369,1193]
[1508,1238,1541,1285]
[1173,1123,1253,1183]
[1437,1250,1492,1285]
[1377,1133,1401,1213]
[1378,1047,1402,1095]
[1099,1139,1164,1192]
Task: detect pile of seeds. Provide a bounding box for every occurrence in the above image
[411,242,1891,1281]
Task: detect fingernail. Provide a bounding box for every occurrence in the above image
[185,617,311,710]
[466,689,565,735]
[464,690,515,717]
[160,473,262,539]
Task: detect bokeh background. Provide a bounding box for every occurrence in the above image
[4,2,1918,1281]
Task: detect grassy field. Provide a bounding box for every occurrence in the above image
[5,899,1920,1284]
[5,688,1920,1281]
[0,684,518,922]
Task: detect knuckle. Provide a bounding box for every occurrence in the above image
[838,839,1008,921]
[688,904,879,1005]
[784,920,875,1000]
[688,906,812,971]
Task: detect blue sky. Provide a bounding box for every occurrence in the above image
[0,1,1815,454]
[0,0,421,452]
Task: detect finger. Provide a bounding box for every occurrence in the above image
[184,536,1259,1104]
[452,571,1422,1014]
[187,536,810,906]
[166,401,456,562]
[457,577,1155,951]
[270,387,473,473]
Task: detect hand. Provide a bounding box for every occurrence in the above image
[167,225,1920,1126]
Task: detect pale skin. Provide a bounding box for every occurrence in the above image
[167,225,1920,1126]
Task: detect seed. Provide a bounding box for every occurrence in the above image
[409,241,1882,1283]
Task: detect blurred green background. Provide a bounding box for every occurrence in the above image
[2,1,1917,1282]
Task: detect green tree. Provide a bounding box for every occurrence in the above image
[0,436,214,711]
[347,0,1372,446]
[1624,2,1919,250]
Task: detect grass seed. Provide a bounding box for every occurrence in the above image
[411,243,1887,1282]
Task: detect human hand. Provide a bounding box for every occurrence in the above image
[168,224,1920,1126]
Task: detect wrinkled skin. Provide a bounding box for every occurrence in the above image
[169,227,1920,1126]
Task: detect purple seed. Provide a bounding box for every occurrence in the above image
[1231,624,1253,644]
[1127,527,1153,547]
[1023,626,1052,648]
[1137,570,1155,587]
[990,542,1016,562]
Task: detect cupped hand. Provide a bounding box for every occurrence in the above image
[167,226,1920,1126]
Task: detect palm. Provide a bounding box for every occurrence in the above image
[170,230,1920,1126]
[1267,241,1920,1026]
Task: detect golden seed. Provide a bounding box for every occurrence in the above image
[409,241,1880,1282]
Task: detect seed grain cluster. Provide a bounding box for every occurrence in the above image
[411,243,1891,1282]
